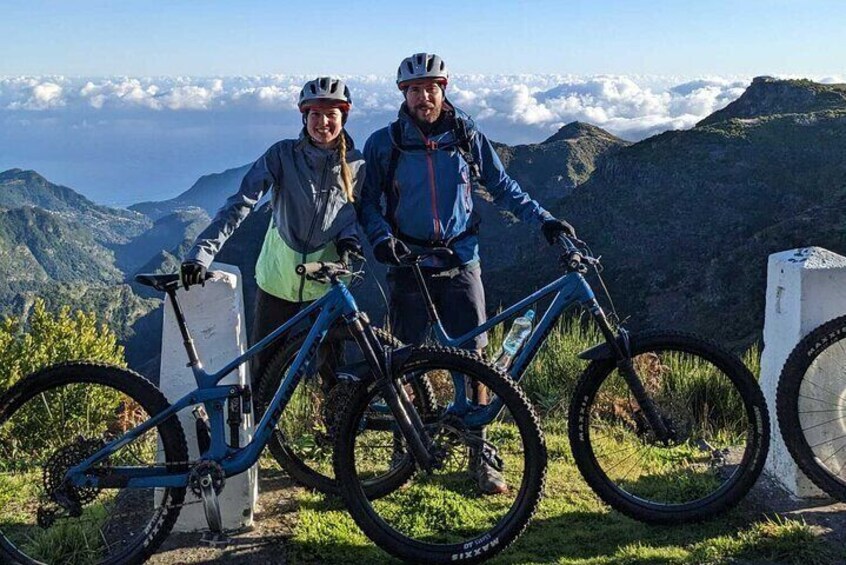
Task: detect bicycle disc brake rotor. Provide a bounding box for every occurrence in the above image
[323,381,360,441]
[428,416,471,472]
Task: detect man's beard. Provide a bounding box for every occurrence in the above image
[413,103,442,123]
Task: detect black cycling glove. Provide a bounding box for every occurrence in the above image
[541,218,577,245]
[180,261,207,290]
[336,237,363,267]
[373,237,411,266]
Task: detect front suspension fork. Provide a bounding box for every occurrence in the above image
[587,301,671,442]
[347,314,436,471]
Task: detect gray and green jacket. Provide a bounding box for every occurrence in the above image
[185,130,364,301]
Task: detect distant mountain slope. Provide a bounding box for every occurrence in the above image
[0,169,150,244]
[0,170,179,377]
[697,76,846,127]
[130,165,250,220]
[515,77,846,346]
[114,207,210,273]
[472,122,628,283]
[0,207,123,284]
[495,121,628,200]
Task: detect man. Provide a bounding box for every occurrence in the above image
[359,53,575,494]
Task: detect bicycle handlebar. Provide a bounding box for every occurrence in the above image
[295,261,349,277]
[398,247,454,266]
[556,234,597,272]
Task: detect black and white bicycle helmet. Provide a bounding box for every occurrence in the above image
[298,77,352,112]
[396,53,449,89]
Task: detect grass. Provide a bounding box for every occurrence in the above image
[0,471,109,565]
[281,330,840,564]
[285,428,842,564]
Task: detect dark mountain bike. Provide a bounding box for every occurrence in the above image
[334,235,770,551]
[0,263,544,564]
[776,314,846,501]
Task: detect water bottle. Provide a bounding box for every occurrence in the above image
[494,310,535,370]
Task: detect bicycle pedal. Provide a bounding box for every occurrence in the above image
[200,530,233,548]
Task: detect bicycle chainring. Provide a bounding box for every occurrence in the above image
[189,460,226,497]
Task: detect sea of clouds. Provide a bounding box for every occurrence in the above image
[2,74,842,206]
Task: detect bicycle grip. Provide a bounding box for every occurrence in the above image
[566,251,583,269]
[296,262,325,276]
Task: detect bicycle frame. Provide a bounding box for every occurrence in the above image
[67,279,363,490]
[414,265,623,429]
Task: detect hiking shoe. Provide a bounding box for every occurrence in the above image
[469,458,508,495]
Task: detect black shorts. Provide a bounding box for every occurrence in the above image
[387,262,488,350]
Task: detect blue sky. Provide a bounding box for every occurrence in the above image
[2,0,845,76]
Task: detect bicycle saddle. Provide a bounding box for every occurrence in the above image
[134,273,181,291]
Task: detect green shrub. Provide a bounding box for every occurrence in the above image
[743,341,761,379]
[0,298,126,471]
[0,298,125,392]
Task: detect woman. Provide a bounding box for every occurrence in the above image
[180,77,363,381]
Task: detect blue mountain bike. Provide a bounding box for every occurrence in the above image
[0,264,544,564]
[333,235,770,557]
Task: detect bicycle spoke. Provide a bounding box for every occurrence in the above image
[801,415,846,433]
[801,379,846,405]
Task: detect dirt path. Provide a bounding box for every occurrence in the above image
[149,471,300,565]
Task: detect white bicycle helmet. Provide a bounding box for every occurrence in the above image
[396,53,449,89]
[298,77,352,112]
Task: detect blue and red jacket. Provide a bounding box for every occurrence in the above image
[359,103,552,267]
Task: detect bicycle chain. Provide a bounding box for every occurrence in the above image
[38,457,224,528]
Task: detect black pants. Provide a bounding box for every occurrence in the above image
[250,287,344,390]
[250,288,308,387]
[387,262,488,350]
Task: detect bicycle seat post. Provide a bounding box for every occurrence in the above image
[165,288,202,368]
[410,261,441,325]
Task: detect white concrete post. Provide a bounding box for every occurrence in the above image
[159,264,258,531]
[761,247,846,498]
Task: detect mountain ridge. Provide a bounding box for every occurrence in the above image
[697,76,846,127]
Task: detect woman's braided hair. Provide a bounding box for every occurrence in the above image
[337,131,355,203]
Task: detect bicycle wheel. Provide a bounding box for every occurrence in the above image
[777,315,846,500]
[256,325,435,496]
[568,331,769,524]
[334,346,546,564]
[0,362,188,564]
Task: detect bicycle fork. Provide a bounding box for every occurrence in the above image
[347,314,438,471]
[586,300,672,442]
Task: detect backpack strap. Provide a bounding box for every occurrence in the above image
[384,120,403,233]
[453,117,482,184]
